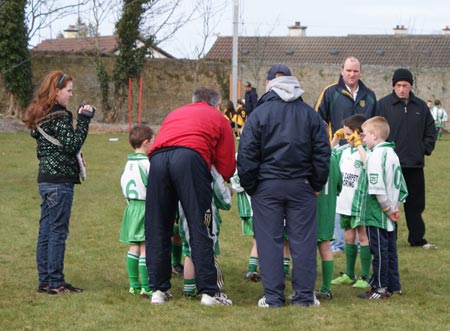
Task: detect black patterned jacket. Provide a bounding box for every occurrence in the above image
[31,104,91,184]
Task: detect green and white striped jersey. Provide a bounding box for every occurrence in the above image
[364,142,408,231]
[335,144,367,217]
[230,169,253,219]
[120,153,149,201]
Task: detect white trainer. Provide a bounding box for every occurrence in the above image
[422,243,437,249]
[313,294,321,306]
[258,296,270,308]
[201,292,232,306]
[151,290,172,304]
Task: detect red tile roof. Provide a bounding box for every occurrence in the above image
[33,36,118,54]
[206,35,450,68]
[33,36,174,58]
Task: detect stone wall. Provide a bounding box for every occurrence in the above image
[1,54,450,124]
[0,54,228,124]
[241,63,450,108]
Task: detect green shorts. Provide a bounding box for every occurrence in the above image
[317,214,334,243]
[340,215,364,230]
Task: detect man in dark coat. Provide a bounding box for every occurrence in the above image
[238,64,330,308]
[244,81,258,118]
[377,68,437,249]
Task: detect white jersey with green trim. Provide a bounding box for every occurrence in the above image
[120,153,149,201]
[335,144,367,217]
[364,142,408,231]
[230,169,253,218]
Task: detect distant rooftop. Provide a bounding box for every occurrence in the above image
[33,35,174,59]
[206,26,450,68]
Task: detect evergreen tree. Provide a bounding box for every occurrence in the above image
[0,0,33,118]
[112,0,153,121]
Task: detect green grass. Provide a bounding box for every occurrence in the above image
[1,132,450,331]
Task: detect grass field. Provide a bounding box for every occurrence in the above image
[1,131,449,331]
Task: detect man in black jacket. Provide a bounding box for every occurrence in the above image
[244,81,258,118]
[238,64,330,308]
[377,68,437,249]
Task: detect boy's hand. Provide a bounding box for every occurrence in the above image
[333,128,345,140]
[388,211,400,222]
[348,131,362,147]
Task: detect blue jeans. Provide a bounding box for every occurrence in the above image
[330,213,344,252]
[37,183,74,288]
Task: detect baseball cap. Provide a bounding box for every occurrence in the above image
[244,81,252,87]
[267,64,292,80]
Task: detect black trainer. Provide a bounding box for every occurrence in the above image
[48,283,83,295]
[37,284,49,293]
[357,287,388,300]
[172,264,184,276]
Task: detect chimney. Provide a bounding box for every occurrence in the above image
[288,21,307,37]
[63,25,79,39]
[443,26,450,35]
[393,25,407,35]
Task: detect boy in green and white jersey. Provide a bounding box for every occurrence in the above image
[359,116,408,299]
[119,125,154,297]
[230,168,260,281]
[315,149,342,299]
[331,115,372,289]
[178,165,232,297]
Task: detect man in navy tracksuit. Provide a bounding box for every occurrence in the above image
[238,64,331,308]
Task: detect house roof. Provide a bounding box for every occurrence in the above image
[206,35,450,68]
[33,35,175,58]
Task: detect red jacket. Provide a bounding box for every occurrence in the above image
[149,101,236,181]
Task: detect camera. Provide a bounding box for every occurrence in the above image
[78,104,96,118]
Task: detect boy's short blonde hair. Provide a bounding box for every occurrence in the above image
[362,116,390,140]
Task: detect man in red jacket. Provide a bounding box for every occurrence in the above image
[145,87,236,306]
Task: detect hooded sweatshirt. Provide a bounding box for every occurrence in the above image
[237,76,330,194]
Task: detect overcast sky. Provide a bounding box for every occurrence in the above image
[30,0,450,59]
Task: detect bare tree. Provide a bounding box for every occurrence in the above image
[140,0,199,45]
[26,0,89,42]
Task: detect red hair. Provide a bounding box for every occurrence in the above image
[24,71,73,129]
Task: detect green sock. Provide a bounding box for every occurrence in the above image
[345,243,358,279]
[283,257,290,275]
[139,256,150,291]
[320,260,334,292]
[247,256,258,272]
[359,245,372,279]
[126,252,140,289]
[171,241,182,266]
[183,278,197,296]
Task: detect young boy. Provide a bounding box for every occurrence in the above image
[230,168,260,281]
[315,148,342,299]
[331,114,372,289]
[119,125,154,297]
[358,116,408,299]
[178,165,233,305]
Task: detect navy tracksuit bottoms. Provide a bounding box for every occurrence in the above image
[252,178,317,307]
[145,147,218,296]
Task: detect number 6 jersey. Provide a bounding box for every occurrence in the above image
[120,153,150,201]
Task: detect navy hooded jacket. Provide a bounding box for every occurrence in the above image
[237,76,331,195]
